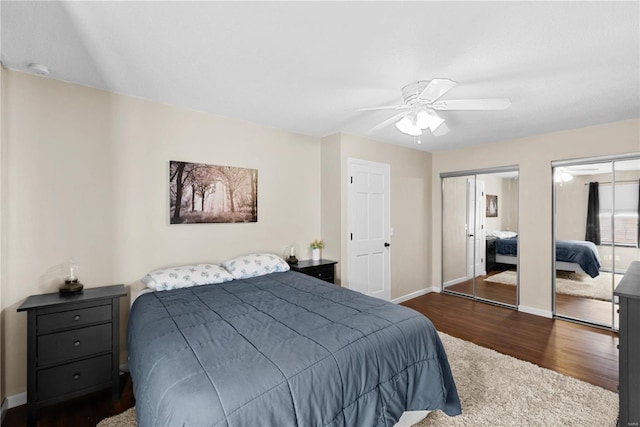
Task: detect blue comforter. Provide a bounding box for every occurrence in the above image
[495,237,602,278]
[128,271,461,426]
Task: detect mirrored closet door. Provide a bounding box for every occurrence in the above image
[553,154,640,328]
[442,168,519,307]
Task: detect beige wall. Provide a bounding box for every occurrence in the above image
[432,119,640,313]
[2,70,321,397]
[503,178,519,232]
[320,133,342,281]
[321,133,432,300]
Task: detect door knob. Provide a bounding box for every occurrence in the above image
[384,242,390,247]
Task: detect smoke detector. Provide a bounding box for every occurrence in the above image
[28,63,50,75]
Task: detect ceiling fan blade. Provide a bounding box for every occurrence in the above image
[357,105,410,112]
[431,121,450,136]
[431,98,511,110]
[368,111,408,133]
[418,78,457,103]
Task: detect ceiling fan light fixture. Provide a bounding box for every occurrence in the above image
[415,110,431,129]
[554,171,574,183]
[395,116,422,136]
[415,109,445,132]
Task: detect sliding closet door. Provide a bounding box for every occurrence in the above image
[554,161,613,326]
[442,168,519,307]
[442,175,474,298]
[612,158,640,330]
[553,155,640,329]
[475,171,518,306]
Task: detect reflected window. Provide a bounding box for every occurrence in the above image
[598,181,639,247]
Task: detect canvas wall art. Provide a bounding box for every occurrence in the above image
[170,160,258,224]
[486,194,498,217]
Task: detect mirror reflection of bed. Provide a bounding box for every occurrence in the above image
[442,170,519,307]
[553,157,640,328]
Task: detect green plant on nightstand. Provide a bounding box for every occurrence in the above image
[310,240,325,250]
[310,240,324,261]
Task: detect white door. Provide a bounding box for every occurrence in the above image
[466,179,485,279]
[348,159,391,300]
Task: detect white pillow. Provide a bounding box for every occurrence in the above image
[486,230,517,239]
[221,253,290,279]
[141,263,234,291]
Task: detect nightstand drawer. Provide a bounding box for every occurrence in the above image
[305,265,334,282]
[38,323,112,366]
[290,260,338,284]
[37,354,112,401]
[38,304,112,333]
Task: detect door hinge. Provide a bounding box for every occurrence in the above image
[350,176,353,184]
[350,233,353,240]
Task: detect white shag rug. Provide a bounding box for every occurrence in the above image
[485,270,623,301]
[98,333,618,427]
[415,333,618,426]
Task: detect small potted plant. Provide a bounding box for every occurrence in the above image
[310,239,324,261]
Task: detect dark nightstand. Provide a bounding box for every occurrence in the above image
[17,284,126,427]
[290,259,338,284]
[486,237,498,272]
[615,261,640,427]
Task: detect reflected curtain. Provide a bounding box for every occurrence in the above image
[585,182,600,245]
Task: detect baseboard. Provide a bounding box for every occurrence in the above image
[518,305,553,318]
[443,276,467,288]
[7,392,26,409]
[392,287,438,304]
[1,397,8,424]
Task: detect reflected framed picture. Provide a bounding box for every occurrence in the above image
[486,194,498,217]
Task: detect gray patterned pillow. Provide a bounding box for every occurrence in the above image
[221,253,290,279]
[141,263,234,291]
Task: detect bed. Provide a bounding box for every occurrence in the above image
[493,236,602,278]
[127,269,461,426]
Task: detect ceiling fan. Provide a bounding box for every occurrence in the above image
[359,79,511,143]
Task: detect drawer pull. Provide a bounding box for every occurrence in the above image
[74,340,81,347]
[73,315,81,321]
[73,373,81,380]
[318,273,322,277]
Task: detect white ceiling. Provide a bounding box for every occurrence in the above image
[2,1,639,152]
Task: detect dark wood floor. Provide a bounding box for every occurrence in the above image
[3,375,136,427]
[556,292,618,327]
[445,272,517,306]
[4,291,619,426]
[402,292,619,392]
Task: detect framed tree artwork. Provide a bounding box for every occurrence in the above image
[486,194,498,217]
[170,160,258,224]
